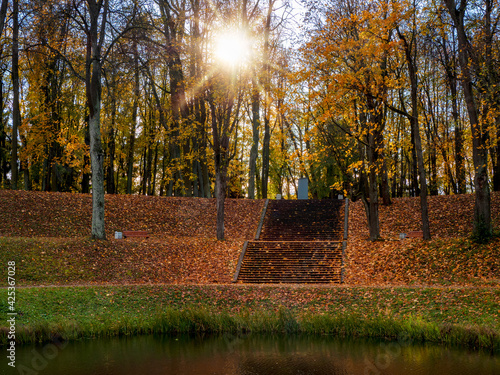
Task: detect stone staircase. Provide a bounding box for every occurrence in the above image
[234,199,346,284]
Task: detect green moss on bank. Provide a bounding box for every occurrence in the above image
[1,285,498,352]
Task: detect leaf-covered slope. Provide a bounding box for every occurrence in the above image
[1,190,500,286]
[0,190,264,240]
[346,193,500,286]
[349,192,500,240]
[0,236,244,285]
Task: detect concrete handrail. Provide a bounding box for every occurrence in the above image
[255,199,269,240]
[232,240,249,283]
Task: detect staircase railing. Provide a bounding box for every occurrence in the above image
[232,240,248,283]
[341,198,349,283]
[254,199,269,240]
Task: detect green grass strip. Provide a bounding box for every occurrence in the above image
[3,308,499,352]
[0,285,498,352]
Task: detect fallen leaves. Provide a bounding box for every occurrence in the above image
[0,236,247,286]
[1,190,500,287]
[0,190,264,240]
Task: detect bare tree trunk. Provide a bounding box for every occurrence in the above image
[146,112,154,195]
[89,106,106,239]
[261,116,270,198]
[0,0,7,37]
[152,142,159,195]
[357,104,381,241]
[82,121,91,193]
[107,94,116,194]
[158,0,189,196]
[438,25,466,194]
[86,0,110,240]
[445,47,466,194]
[208,72,239,240]
[215,163,227,240]
[260,0,275,199]
[495,119,500,191]
[444,0,491,238]
[248,81,260,199]
[82,33,92,195]
[0,1,7,188]
[127,41,140,194]
[379,131,392,206]
[366,126,380,241]
[410,91,431,240]
[11,0,20,190]
[397,24,431,240]
[0,73,4,187]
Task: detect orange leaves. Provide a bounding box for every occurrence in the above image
[3,189,500,288]
[0,190,264,240]
[345,192,500,287]
[0,190,267,286]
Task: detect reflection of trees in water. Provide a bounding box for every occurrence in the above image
[16,333,500,375]
[236,335,356,375]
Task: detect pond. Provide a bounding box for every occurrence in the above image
[14,333,500,375]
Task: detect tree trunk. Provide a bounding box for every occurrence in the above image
[152,142,159,195]
[484,0,500,192]
[106,74,117,194]
[0,0,8,38]
[107,116,116,194]
[397,25,431,240]
[127,41,140,194]
[158,0,189,196]
[215,166,227,241]
[261,116,270,198]
[445,51,466,194]
[146,116,154,196]
[0,2,6,187]
[89,106,106,239]
[444,0,491,238]
[208,78,237,240]
[11,0,20,190]
[495,119,500,191]
[260,0,274,199]
[248,81,260,199]
[358,103,381,241]
[0,71,4,187]
[410,134,419,197]
[366,131,380,241]
[86,0,109,240]
[379,131,392,206]
[82,122,91,194]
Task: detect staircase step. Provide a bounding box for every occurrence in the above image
[235,199,346,284]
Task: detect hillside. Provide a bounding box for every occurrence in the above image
[346,193,500,286]
[0,190,263,239]
[0,190,264,285]
[0,190,499,286]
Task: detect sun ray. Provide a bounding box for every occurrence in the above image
[214,29,252,67]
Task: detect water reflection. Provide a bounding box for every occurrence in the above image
[14,333,500,375]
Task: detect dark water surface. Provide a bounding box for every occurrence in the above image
[13,333,500,375]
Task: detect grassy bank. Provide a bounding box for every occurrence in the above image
[1,285,499,352]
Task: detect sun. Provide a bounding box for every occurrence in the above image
[214,30,252,67]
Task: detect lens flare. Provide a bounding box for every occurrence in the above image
[214,30,251,67]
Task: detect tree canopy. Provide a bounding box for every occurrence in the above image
[0,0,499,241]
